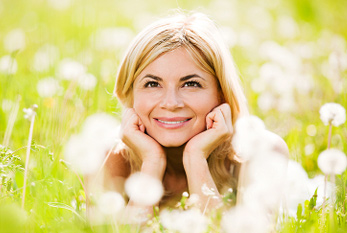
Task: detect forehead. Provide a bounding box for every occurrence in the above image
[135,47,214,82]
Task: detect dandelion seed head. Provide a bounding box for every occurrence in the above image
[318,148,347,175]
[319,103,346,126]
[92,27,134,51]
[4,28,26,52]
[56,58,86,80]
[47,0,72,10]
[201,183,216,196]
[182,192,189,197]
[97,191,125,216]
[0,55,17,75]
[32,44,59,72]
[221,205,269,233]
[160,209,208,233]
[23,107,36,121]
[78,73,97,90]
[64,113,120,174]
[37,77,62,98]
[125,172,163,206]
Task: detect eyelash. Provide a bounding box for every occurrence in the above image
[143,80,202,88]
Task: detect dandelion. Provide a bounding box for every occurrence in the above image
[319,103,346,127]
[78,73,97,91]
[160,208,208,233]
[125,172,163,206]
[56,58,86,80]
[317,149,347,175]
[32,44,59,72]
[201,183,216,196]
[92,27,134,51]
[221,204,269,233]
[4,28,26,52]
[37,77,62,98]
[64,113,120,175]
[97,191,125,216]
[0,55,17,75]
[23,104,38,122]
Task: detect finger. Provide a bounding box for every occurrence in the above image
[218,103,233,132]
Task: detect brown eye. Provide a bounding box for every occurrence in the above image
[183,81,202,88]
[144,81,160,88]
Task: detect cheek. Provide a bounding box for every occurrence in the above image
[133,94,155,120]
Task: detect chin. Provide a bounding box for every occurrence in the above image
[155,137,188,148]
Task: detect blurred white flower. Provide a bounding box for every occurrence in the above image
[2,99,14,112]
[277,16,299,39]
[232,116,274,160]
[64,113,120,174]
[221,205,269,233]
[92,27,134,51]
[78,73,97,90]
[4,28,26,52]
[186,194,200,207]
[23,105,38,121]
[37,77,62,98]
[280,160,311,217]
[201,183,216,196]
[125,172,163,206]
[47,0,72,10]
[56,58,86,80]
[257,92,275,112]
[329,50,347,72]
[160,208,208,233]
[32,44,59,72]
[97,191,125,216]
[318,148,347,175]
[319,103,346,126]
[0,55,17,74]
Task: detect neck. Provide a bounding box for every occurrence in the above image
[163,144,186,175]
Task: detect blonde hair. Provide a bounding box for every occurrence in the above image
[114,11,248,192]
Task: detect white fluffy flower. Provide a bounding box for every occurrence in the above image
[64,113,120,174]
[23,105,38,121]
[47,0,72,10]
[201,183,216,196]
[92,27,134,51]
[232,115,276,160]
[319,103,346,126]
[160,209,208,233]
[32,44,59,72]
[56,58,86,80]
[78,73,97,90]
[37,77,62,97]
[0,55,17,75]
[125,172,163,206]
[318,148,347,175]
[97,191,125,216]
[221,205,269,233]
[4,28,26,52]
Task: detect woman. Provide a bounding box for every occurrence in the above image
[105,11,287,212]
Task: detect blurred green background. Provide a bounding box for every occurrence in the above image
[0,0,346,231]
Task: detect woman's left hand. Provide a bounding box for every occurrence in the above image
[183,103,233,160]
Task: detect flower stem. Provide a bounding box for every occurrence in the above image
[21,113,36,209]
[327,123,332,149]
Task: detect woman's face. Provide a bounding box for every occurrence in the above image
[133,47,222,147]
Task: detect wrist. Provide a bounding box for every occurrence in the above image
[141,156,167,180]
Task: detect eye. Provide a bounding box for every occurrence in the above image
[144,81,160,88]
[182,81,202,88]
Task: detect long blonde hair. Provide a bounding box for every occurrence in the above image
[114,11,248,192]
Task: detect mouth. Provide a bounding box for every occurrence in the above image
[156,119,190,124]
[154,117,192,128]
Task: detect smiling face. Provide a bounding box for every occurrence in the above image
[133,47,222,147]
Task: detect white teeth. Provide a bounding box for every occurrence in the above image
[157,119,188,124]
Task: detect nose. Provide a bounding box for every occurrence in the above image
[159,88,184,110]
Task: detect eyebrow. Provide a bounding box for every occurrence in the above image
[141,74,205,82]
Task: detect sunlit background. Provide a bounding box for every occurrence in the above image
[0,0,346,232]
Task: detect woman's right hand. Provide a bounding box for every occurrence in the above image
[120,108,166,179]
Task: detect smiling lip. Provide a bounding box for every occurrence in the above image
[154,117,191,129]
